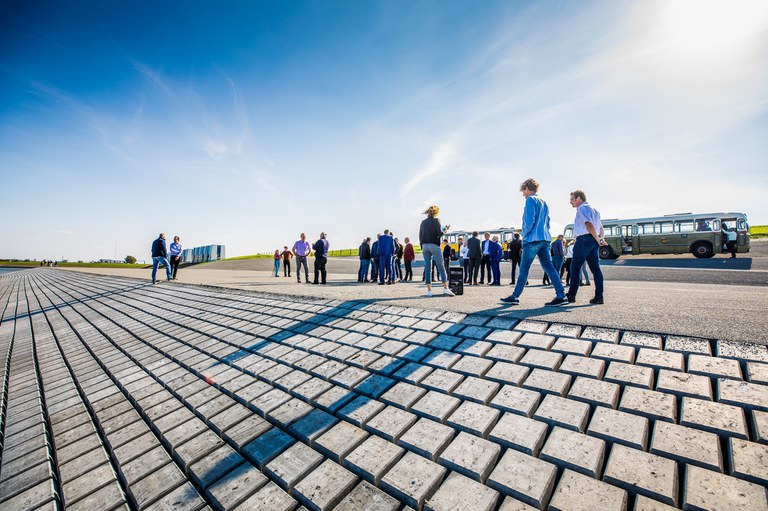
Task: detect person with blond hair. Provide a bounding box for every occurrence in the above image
[419,205,455,297]
[501,179,567,306]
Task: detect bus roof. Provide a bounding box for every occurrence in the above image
[565,212,748,228]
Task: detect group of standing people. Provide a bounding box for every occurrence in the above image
[150,233,182,284]
[457,231,504,285]
[272,232,330,284]
[357,231,415,285]
[500,178,605,306]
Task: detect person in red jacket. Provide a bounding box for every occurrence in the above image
[403,237,415,282]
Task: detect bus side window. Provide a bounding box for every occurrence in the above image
[738,219,747,231]
[679,220,695,232]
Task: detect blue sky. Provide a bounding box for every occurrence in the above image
[2,0,767,262]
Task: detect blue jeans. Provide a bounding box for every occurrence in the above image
[422,243,447,285]
[512,240,565,299]
[152,256,171,282]
[274,260,280,276]
[552,256,563,276]
[568,235,604,299]
[358,259,370,281]
[491,260,501,284]
[379,255,394,283]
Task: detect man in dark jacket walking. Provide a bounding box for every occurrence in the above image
[151,233,172,284]
[508,233,523,285]
[358,238,371,282]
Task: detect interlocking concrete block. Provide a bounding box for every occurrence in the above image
[688,354,743,380]
[412,391,461,423]
[488,412,547,455]
[421,369,465,393]
[540,426,606,478]
[250,388,291,415]
[381,382,427,410]
[422,350,461,370]
[129,462,186,509]
[550,338,592,357]
[446,401,501,438]
[684,464,768,511]
[188,444,244,489]
[602,444,678,507]
[265,442,324,490]
[680,397,748,439]
[380,451,446,510]
[452,376,500,405]
[633,495,678,511]
[747,362,768,384]
[754,410,768,444]
[428,335,463,351]
[485,344,526,363]
[516,333,556,350]
[587,407,649,450]
[0,478,56,511]
[650,421,723,472]
[604,361,654,389]
[314,421,369,462]
[519,349,563,371]
[717,340,768,363]
[269,398,313,428]
[223,414,272,448]
[364,406,417,442]
[489,385,540,417]
[548,469,628,511]
[718,378,768,412]
[486,448,558,510]
[580,327,620,344]
[425,471,500,511]
[338,396,386,427]
[119,445,172,485]
[590,343,635,364]
[664,335,712,356]
[235,481,297,511]
[484,362,530,387]
[242,428,295,469]
[334,480,399,511]
[558,355,605,379]
[485,329,522,345]
[514,320,548,334]
[545,323,582,338]
[533,394,590,432]
[655,369,712,400]
[522,368,571,397]
[455,339,493,356]
[497,496,539,510]
[289,409,339,445]
[729,437,768,486]
[619,387,677,423]
[567,377,620,409]
[392,363,434,385]
[437,431,500,482]
[313,385,355,413]
[621,332,662,350]
[397,418,455,461]
[293,459,358,511]
[331,366,372,389]
[344,435,404,485]
[205,462,268,510]
[636,349,684,372]
[451,356,494,377]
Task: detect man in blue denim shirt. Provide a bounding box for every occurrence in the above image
[501,178,567,306]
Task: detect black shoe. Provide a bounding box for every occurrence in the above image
[545,297,569,306]
[500,296,519,304]
[583,282,591,286]
[589,297,604,304]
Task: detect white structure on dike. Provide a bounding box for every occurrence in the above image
[181,245,225,264]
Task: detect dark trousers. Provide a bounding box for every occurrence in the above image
[283,260,291,277]
[379,255,394,283]
[170,255,181,278]
[296,256,309,282]
[463,259,469,282]
[510,257,521,283]
[468,257,481,284]
[404,260,413,281]
[726,240,737,258]
[480,254,491,283]
[568,236,604,299]
[395,258,402,279]
[563,257,572,285]
[314,258,327,284]
[371,258,379,281]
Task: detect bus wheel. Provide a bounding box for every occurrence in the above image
[691,241,714,259]
[598,246,614,260]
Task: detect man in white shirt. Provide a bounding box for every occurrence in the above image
[564,190,607,305]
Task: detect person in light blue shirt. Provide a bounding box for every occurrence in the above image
[169,236,182,280]
[501,178,567,306]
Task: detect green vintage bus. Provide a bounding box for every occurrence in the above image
[563,212,750,259]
